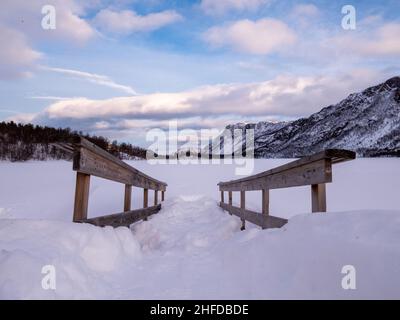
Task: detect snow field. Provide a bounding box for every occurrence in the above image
[1,158,400,299]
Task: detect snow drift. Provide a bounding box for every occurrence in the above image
[1,159,400,299]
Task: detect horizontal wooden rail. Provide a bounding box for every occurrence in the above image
[72,137,166,191]
[218,149,355,192]
[220,203,287,229]
[218,149,355,230]
[80,204,162,228]
[57,137,167,227]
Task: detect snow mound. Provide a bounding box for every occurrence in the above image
[1,195,400,299]
[0,220,142,299]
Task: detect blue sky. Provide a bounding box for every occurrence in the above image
[0,0,399,145]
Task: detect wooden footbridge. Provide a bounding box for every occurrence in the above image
[58,138,355,230]
[218,149,356,230]
[58,137,167,227]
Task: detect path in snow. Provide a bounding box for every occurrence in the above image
[2,193,400,299]
[1,159,400,299]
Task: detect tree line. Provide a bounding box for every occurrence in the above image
[0,121,147,161]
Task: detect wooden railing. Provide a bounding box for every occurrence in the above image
[57,137,167,227]
[218,149,356,230]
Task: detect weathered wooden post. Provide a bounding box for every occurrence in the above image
[73,172,90,222]
[311,183,326,212]
[162,191,165,201]
[220,191,224,204]
[228,191,233,215]
[240,191,246,230]
[64,136,167,227]
[143,188,148,208]
[124,185,132,212]
[217,149,354,231]
[143,188,149,221]
[154,190,158,205]
[262,189,269,215]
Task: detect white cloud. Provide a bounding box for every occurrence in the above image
[203,18,297,55]
[29,96,87,101]
[41,66,137,95]
[200,0,269,15]
[15,69,390,134]
[0,0,96,44]
[0,0,96,80]
[0,25,41,79]
[290,4,320,27]
[93,9,183,34]
[290,4,320,17]
[332,22,400,57]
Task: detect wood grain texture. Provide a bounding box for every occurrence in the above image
[240,191,246,230]
[78,204,162,227]
[72,137,167,191]
[124,185,132,212]
[67,137,168,228]
[220,203,287,229]
[311,183,327,212]
[218,149,355,191]
[143,188,148,208]
[154,190,158,206]
[73,172,90,222]
[219,159,331,191]
[262,189,269,215]
[217,149,354,230]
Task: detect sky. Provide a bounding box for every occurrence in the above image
[0,0,399,146]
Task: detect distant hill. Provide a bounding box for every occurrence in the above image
[217,76,400,157]
[0,121,147,161]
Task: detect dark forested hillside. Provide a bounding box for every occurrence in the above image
[0,122,147,161]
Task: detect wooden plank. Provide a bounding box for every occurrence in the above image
[51,142,74,154]
[218,149,354,189]
[74,147,166,191]
[73,172,90,222]
[220,203,287,229]
[262,189,269,215]
[143,188,148,208]
[72,137,167,191]
[78,204,162,228]
[124,185,132,212]
[76,137,165,184]
[311,183,326,212]
[220,159,332,191]
[240,191,246,230]
[154,190,158,206]
[79,137,168,188]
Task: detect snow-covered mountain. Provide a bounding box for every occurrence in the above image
[223,76,400,158]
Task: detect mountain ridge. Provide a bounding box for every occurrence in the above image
[222,76,400,157]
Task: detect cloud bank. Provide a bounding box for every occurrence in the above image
[10,69,390,144]
[200,0,269,15]
[93,9,183,34]
[203,18,297,55]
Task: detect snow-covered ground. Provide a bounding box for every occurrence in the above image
[1,159,400,299]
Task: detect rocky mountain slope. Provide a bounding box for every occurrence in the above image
[222,76,400,157]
